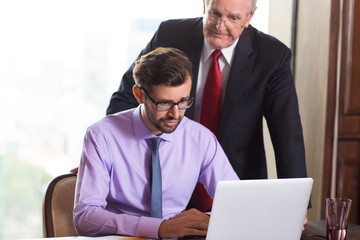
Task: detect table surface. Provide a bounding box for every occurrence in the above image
[18,220,360,240]
[301,220,360,240]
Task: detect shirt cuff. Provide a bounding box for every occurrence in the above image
[137,216,164,239]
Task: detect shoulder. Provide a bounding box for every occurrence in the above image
[86,109,134,137]
[178,117,217,141]
[241,25,292,66]
[247,25,289,51]
[158,17,203,30]
[174,117,221,159]
[155,17,203,43]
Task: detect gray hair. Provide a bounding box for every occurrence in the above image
[249,0,257,14]
[205,0,257,15]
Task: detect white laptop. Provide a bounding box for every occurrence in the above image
[206,178,313,240]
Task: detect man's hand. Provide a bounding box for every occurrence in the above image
[303,215,308,231]
[158,208,210,239]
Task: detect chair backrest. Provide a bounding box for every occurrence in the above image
[43,172,78,237]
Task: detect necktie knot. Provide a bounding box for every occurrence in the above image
[212,49,222,62]
[151,137,162,152]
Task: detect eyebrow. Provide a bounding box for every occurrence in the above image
[210,7,243,19]
[156,96,191,103]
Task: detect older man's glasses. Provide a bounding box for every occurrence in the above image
[207,9,245,29]
[141,87,194,111]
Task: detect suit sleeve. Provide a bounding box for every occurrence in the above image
[263,48,307,179]
[106,22,166,115]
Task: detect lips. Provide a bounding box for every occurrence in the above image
[164,120,178,127]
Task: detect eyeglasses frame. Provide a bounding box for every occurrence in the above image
[206,8,252,29]
[139,87,194,111]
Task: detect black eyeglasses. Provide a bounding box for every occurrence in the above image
[140,87,194,111]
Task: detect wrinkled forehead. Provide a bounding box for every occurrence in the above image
[206,0,253,13]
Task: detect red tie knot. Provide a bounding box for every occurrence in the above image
[212,49,222,61]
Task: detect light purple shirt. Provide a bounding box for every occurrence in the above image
[73,106,239,238]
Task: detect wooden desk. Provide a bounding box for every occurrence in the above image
[19,221,360,240]
[301,220,360,240]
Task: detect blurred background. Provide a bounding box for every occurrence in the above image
[3,0,358,239]
[0,0,270,239]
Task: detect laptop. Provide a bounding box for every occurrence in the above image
[206,178,313,240]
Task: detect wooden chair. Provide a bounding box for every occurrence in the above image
[43,172,78,237]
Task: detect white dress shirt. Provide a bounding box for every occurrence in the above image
[193,38,239,122]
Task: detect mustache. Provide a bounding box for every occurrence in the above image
[159,116,181,122]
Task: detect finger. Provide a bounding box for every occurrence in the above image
[302,216,308,231]
[169,213,186,220]
[183,227,207,237]
[188,219,209,230]
[178,216,209,232]
[169,216,209,233]
[169,209,197,219]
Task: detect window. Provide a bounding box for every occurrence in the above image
[0,0,269,238]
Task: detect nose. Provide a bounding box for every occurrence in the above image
[216,18,227,30]
[168,105,180,119]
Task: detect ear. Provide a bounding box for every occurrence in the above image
[244,7,257,28]
[133,85,144,104]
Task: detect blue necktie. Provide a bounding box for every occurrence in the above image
[150,137,162,218]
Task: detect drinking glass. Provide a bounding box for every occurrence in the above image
[326,198,352,240]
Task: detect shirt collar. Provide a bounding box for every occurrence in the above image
[203,37,239,65]
[132,105,185,142]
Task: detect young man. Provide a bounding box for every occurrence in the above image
[73,47,239,239]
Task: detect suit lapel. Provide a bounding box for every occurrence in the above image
[185,19,204,119]
[219,27,255,140]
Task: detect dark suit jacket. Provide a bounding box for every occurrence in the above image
[107,17,308,180]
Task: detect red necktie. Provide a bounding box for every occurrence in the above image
[190,50,222,212]
[200,49,222,136]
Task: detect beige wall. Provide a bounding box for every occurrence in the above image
[268,0,294,48]
[264,0,331,220]
[295,0,331,220]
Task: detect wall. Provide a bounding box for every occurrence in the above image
[294,0,331,220]
[268,0,294,47]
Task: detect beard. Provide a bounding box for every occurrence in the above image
[144,101,183,134]
[156,116,183,133]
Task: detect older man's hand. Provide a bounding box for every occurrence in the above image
[303,215,308,231]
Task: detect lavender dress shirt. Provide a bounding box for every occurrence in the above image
[73,106,239,238]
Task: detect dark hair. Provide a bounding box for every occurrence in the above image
[133,47,192,93]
